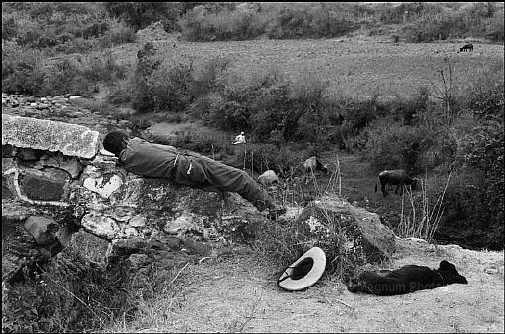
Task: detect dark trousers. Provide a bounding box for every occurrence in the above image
[174,153,275,211]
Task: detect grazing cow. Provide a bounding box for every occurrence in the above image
[459,43,473,52]
[303,156,328,174]
[375,169,417,197]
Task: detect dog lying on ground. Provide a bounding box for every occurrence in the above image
[347,260,468,296]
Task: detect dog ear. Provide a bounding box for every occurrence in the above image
[439,260,452,270]
[457,275,468,284]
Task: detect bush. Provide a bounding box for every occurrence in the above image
[99,20,136,47]
[81,51,129,84]
[2,247,131,333]
[464,68,504,121]
[364,120,435,174]
[266,3,357,39]
[41,58,90,96]
[55,37,97,54]
[129,43,195,114]
[179,4,265,42]
[104,2,182,32]
[148,60,194,113]
[2,42,45,95]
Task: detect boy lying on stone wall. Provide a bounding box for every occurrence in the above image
[102,131,286,219]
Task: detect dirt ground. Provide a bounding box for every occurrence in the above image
[108,237,503,333]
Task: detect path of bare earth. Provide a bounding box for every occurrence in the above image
[107,238,503,333]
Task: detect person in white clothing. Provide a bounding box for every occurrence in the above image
[233,131,246,145]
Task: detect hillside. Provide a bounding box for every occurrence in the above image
[109,29,504,100]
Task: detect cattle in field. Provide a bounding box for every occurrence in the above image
[459,43,473,52]
[303,156,328,174]
[375,169,417,197]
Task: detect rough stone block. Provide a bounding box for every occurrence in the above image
[18,167,70,201]
[24,216,58,246]
[83,174,123,199]
[17,148,40,161]
[295,195,396,263]
[81,213,119,240]
[2,114,99,159]
[2,145,16,158]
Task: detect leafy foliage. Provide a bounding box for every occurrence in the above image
[104,2,182,32]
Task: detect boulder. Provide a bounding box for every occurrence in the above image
[18,167,71,201]
[295,195,396,263]
[2,201,67,283]
[2,114,99,159]
[24,216,59,246]
[257,170,280,186]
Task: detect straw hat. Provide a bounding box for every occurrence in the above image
[277,247,326,291]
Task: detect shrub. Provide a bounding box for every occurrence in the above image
[266,3,357,39]
[486,8,505,42]
[99,19,136,47]
[148,60,194,113]
[55,37,97,54]
[459,121,504,221]
[81,51,129,84]
[104,2,182,32]
[129,43,195,114]
[179,4,265,41]
[42,58,90,96]
[464,67,504,121]
[2,42,45,95]
[2,246,130,333]
[364,120,435,174]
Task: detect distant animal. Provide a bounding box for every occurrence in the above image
[257,170,279,187]
[303,156,328,174]
[346,260,468,296]
[459,43,473,52]
[375,169,417,197]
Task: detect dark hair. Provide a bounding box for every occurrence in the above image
[103,131,129,157]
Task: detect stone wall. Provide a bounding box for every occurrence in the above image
[2,103,397,287]
[2,113,262,284]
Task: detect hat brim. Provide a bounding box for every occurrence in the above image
[278,247,326,291]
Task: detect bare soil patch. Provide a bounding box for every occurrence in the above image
[106,239,503,333]
[111,34,504,99]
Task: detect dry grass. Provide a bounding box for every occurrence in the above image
[397,172,452,242]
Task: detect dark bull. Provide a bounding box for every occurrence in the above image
[459,43,473,52]
[375,169,417,197]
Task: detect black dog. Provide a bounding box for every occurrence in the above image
[347,260,468,296]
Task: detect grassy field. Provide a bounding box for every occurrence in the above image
[112,31,504,101]
[102,239,504,333]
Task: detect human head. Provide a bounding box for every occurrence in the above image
[103,131,130,157]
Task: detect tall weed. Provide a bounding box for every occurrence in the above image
[397,172,451,242]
